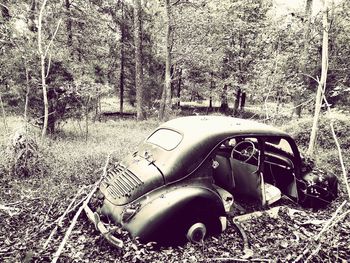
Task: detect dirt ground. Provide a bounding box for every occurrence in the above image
[1,175,349,263]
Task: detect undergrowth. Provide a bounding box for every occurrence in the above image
[1,112,349,262]
[0,117,159,199]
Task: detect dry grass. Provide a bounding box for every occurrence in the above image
[0,112,349,262]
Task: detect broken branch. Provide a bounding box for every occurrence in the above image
[51,155,110,263]
[0,204,21,216]
[304,243,321,263]
[315,200,347,241]
[43,186,88,249]
[323,94,350,200]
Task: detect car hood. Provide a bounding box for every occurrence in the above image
[100,153,164,206]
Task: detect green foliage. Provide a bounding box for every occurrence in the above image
[2,0,350,126]
[0,128,48,178]
[0,116,159,181]
[282,112,350,150]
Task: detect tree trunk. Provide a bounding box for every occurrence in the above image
[159,0,172,121]
[65,0,73,56]
[220,84,229,114]
[0,92,8,134]
[134,0,146,121]
[294,0,313,118]
[24,59,30,135]
[176,68,182,107]
[119,2,125,115]
[307,0,329,156]
[38,0,49,139]
[85,98,90,142]
[29,0,37,32]
[240,92,246,111]
[233,87,241,115]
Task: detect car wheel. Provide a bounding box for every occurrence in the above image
[186,222,207,243]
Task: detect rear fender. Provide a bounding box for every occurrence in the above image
[124,184,225,245]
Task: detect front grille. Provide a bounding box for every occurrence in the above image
[103,164,143,199]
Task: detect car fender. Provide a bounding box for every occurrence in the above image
[123,184,225,245]
[298,170,338,208]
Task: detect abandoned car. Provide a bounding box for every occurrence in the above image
[85,116,338,247]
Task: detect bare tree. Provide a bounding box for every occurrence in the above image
[38,0,49,138]
[307,0,329,155]
[159,0,172,121]
[294,0,314,118]
[134,0,146,120]
[38,0,61,138]
[0,92,8,134]
[119,1,126,115]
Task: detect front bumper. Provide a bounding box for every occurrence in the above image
[84,204,124,249]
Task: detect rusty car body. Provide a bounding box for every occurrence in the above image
[85,116,338,247]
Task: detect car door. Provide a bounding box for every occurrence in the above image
[229,137,263,201]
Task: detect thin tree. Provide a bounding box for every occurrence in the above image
[119,1,126,115]
[38,0,61,138]
[65,0,73,57]
[0,92,8,134]
[159,0,172,121]
[307,0,329,155]
[38,0,49,138]
[134,0,146,120]
[294,0,313,118]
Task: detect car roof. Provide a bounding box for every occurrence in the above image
[143,115,294,182]
[159,115,289,138]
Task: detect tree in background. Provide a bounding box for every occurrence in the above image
[134,0,146,120]
[158,0,172,121]
[308,0,330,156]
[1,0,350,129]
[38,0,62,138]
[293,0,314,118]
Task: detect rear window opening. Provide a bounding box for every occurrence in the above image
[147,129,183,151]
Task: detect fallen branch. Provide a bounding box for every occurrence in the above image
[292,248,310,263]
[43,198,55,224]
[43,186,88,249]
[304,244,322,263]
[293,201,348,262]
[233,206,282,222]
[51,155,111,263]
[0,204,21,216]
[316,200,347,241]
[0,92,8,134]
[211,258,249,262]
[211,257,271,262]
[232,219,253,259]
[323,94,350,200]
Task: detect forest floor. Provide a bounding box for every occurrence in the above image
[0,111,350,263]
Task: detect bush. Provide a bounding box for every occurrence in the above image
[1,129,49,178]
[282,112,350,150]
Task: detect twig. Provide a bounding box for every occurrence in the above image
[44,19,62,58]
[232,219,253,259]
[55,194,86,220]
[315,200,347,241]
[44,198,55,222]
[43,186,87,249]
[323,94,350,200]
[51,155,111,263]
[328,209,350,231]
[293,248,310,263]
[0,92,8,134]
[211,258,249,262]
[0,204,21,216]
[294,202,347,263]
[304,243,322,263]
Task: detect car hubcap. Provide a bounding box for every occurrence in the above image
[186,222,206,243]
